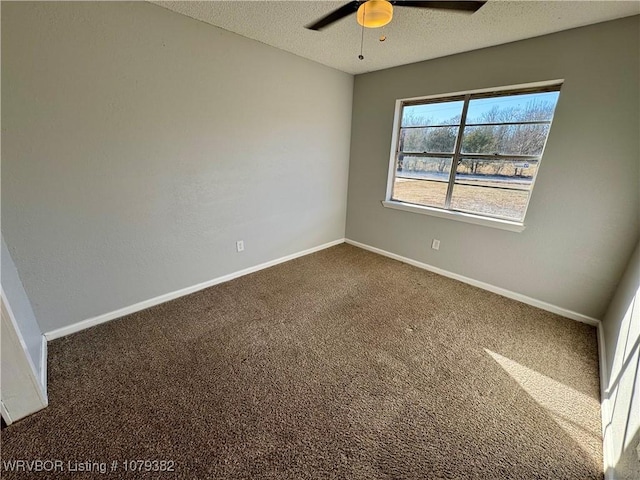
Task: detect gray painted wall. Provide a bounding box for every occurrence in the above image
[602,241,639,480]
[1,2,353,333]
[1,237,44,384]
[346,17,639,320]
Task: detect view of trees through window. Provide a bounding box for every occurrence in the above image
[391,87,561,222]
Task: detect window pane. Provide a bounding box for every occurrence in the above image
[451,158,538,221]
[466,91,560,124]
[461,124,550,156]
[393,156,452,208]
[455,158,538,184]
[450,184,529,221]
[402,101,464,127]
[401,126,457,153]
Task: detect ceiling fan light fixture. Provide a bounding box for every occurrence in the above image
[357,0,393,28]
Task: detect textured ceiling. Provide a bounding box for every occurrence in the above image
[151,1,640,75]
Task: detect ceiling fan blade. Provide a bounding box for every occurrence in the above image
[305,1,361,31]
[392,1,486,13]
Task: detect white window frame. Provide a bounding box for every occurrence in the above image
[382,80,564,232]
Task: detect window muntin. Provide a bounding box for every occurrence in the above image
[389,86,561,223]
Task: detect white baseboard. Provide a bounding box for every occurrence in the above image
[40,335,48,400]
[598,322,615,480]
[345,238,601,326]
[44,238,346,340]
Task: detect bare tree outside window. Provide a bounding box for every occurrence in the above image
[390,85,561,222]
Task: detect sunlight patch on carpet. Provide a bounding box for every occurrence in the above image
[484,348,601,456]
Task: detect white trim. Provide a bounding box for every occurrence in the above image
[44,239,346,340]
[598,322,616,480]
[398,79,565,104]
[1,289,48,406]
[40,335,48,396]
[1,400,12,426]
[382,200,526,232]
[344,238,600,326]
[385,98,404,201]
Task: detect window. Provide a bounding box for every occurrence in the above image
[384,82,562,231]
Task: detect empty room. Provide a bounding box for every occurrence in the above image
[1,1,638,479]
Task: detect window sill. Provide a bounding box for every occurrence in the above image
[381,200,526,232]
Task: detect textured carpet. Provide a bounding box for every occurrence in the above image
[1,244,603,479]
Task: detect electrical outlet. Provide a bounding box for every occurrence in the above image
[236,240,244,252]
[431,239,440,250]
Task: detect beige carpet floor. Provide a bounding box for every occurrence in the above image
[1,244,603,479]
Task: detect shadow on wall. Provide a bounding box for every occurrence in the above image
[604,281,640,480]
[610,429,640,480]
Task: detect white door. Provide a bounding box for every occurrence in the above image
[0,292,48,424]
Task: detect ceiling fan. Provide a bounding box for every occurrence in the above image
[305,1,487,31]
